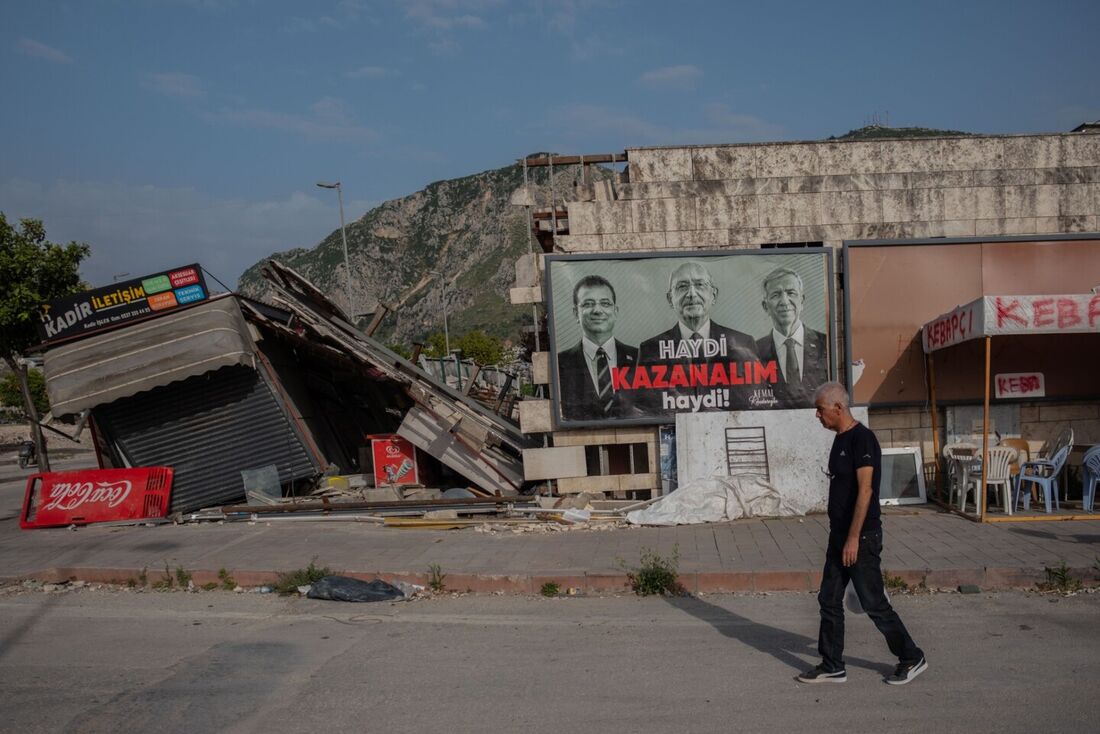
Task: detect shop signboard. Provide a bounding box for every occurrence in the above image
[546,249,834,428]
[36,264,208,344]
[994,372,1045,399]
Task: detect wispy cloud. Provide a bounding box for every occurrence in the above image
[639,64,703,90]
[15,38,72,64]
[403,0,493,30]
[543,102,783,146]
[207,96,379,143]
[697,103,784,142]
[548,104,665,141]
[400,0,500,53]
[345,65,395,79]
[568,33,625,61]
[517,0,618,33]
[283,0,372,32]
[0,177,377,288]
[142,72,207,100]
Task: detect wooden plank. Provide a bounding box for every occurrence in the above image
[399,405,524,494]
[523,153,628,166]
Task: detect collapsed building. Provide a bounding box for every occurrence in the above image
[40,261,532,515]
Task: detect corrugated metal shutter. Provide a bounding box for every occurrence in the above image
[92,365,318,513]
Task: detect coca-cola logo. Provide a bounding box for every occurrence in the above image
[43,480,133,511]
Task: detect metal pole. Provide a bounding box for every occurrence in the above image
[522,158,541,354]
[441,274,450,356]
[317,181,353,313]
[336,183,351,312]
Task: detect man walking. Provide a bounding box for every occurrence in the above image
[797,382,928,685]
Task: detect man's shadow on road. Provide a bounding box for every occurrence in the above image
[665,594,895,677]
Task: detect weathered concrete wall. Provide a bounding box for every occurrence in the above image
[521,131,1100,486]
[559,134,1100,251]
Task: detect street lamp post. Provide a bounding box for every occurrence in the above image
[316,181,352,312]
[429,269,450,356]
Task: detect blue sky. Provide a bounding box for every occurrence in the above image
[3,0,1098,289]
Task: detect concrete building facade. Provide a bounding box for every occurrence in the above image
[515,130,1100,495]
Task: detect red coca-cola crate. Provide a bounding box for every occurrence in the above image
[20,467,174,529]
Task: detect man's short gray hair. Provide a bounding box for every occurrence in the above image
[814,381,850,407]
[761,267,804,296]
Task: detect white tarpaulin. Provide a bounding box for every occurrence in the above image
[626,476,816,526]
[922,293,1100,353]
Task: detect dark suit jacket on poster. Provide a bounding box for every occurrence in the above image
[755,326,829,407]
[637,321,759,412]
[557,339,640,421]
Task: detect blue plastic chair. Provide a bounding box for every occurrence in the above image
[1016,445,1071,513]
[1082,445,1100,513]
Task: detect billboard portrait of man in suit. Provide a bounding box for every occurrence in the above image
[756,266,829,406]
[556,274,639,421]
[638,260,758,412]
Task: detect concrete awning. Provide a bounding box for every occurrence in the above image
[922,293,1100,353]
[44,296,255,416]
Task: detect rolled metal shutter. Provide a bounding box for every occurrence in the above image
[92,364,318,513]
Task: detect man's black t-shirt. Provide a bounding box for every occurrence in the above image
[827,422,881,534]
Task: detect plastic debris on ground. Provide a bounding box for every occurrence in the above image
[305,575,407,602]
[560,508,592,524]
[626,476,817,526]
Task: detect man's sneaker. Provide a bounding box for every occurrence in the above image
[796,665,847,683]
[885,657,928,685]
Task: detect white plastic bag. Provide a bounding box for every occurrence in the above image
[844,580,889,614]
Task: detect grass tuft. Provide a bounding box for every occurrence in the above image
[621,546,682,597]
[273,559,331,595]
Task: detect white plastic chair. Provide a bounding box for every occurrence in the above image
[943,442,978,511]
[966,445,1018,515]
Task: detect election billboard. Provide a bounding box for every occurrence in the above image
[546,249,834,428]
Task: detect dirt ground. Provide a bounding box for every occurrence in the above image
[0,422,93,453]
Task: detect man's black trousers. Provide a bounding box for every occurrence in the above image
[817,529,923,672]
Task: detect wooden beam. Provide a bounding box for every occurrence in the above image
[927,352,943,503]
[522,153,628,167]
[980,336,992,522]
[531,209,569,221]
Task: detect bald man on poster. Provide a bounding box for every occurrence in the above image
[638,260,758,413]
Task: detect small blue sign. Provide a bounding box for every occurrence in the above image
[174,285,206,304]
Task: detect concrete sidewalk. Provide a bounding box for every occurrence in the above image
[2,499,1098,593]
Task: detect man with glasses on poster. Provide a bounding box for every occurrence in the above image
[557,275,639,421]
[756,267,829,407]
[639,260,758,413]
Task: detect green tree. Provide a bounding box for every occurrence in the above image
[0,214,90,471]
[421,331,448,359]
[386,342,412,360]
[0,367,49,415]
[455,330,503,366]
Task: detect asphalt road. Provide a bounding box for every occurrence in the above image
[0,453,96,522]
[0,586,1095,733]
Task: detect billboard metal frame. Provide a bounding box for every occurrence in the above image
[545,247,836,430]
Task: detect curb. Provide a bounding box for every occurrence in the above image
[1,565,1078,594]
